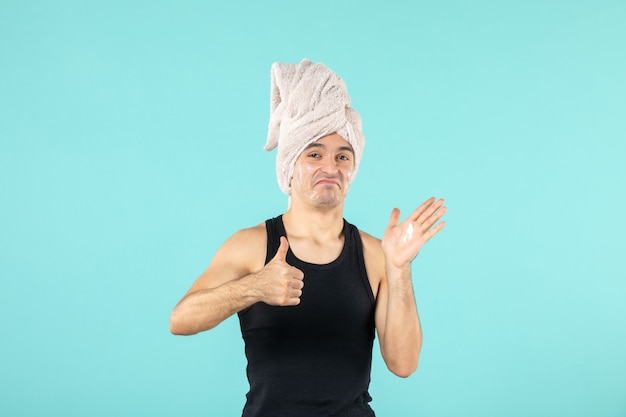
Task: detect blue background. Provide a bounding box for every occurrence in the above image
[1,1,625,416]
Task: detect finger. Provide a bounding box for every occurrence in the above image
[387,208,401,230]
[291,279,304,290]
[416,198,445,225]
[273,236,289,261]
[288,297,302,306]
[408,197,436,222]
[423,221,446,242]
[291,266,305,281]
[285,289,303,305]
[420,205,447,232]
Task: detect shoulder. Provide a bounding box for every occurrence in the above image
[357,229,383,256]
[202,221,269,282]
[226,222,267,245]
[217,222,267,270]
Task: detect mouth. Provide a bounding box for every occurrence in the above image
[315,178,341,188]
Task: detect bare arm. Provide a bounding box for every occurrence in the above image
[373,197,447,377]
[170,274,261,335]
[170,226,304,335]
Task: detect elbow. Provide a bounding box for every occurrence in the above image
[390,362,418,378]
[169,309,216,335]
[387,356,419,378]
[170,323,184,336]
[169,310,195,336]
[169,315,185,335]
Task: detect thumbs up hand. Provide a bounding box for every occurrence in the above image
[253,237,305,306]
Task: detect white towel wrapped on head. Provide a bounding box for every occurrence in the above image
[264,59,365,195]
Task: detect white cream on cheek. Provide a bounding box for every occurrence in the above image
[344,170,354,193]
[293,162,320,201]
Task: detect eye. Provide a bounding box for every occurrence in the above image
[308,152,322,158]
[337,154,351,161]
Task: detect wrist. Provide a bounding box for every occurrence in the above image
[236,273,264,304]
[385,260,411,281]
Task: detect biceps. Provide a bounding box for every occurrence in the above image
[183,229,266,297]
[184,252,256,298]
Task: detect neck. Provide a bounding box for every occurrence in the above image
[283,198,345,243]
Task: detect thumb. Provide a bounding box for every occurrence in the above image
[387,208,401,230]
[272,236,289,262]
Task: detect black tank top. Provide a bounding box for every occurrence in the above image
[238,215,376,417]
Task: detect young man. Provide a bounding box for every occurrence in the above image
[170,59,447,417]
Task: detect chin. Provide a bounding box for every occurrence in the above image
[312,194,343,209]
[300,188,346,209]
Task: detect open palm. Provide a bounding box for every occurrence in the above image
[382,197,447,269]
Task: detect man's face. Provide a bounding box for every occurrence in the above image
[290,133,355,209]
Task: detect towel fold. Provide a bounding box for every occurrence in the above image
[264,59,365,195]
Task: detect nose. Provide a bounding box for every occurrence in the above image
[320,156,339,174]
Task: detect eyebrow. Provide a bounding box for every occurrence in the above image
[305,142,355,154]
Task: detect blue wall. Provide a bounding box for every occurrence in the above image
[1,1,625,416]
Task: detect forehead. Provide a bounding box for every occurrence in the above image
[304,134,354,153]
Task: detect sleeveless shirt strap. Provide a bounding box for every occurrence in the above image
[349,222,376,306]
[264,215,283,265]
